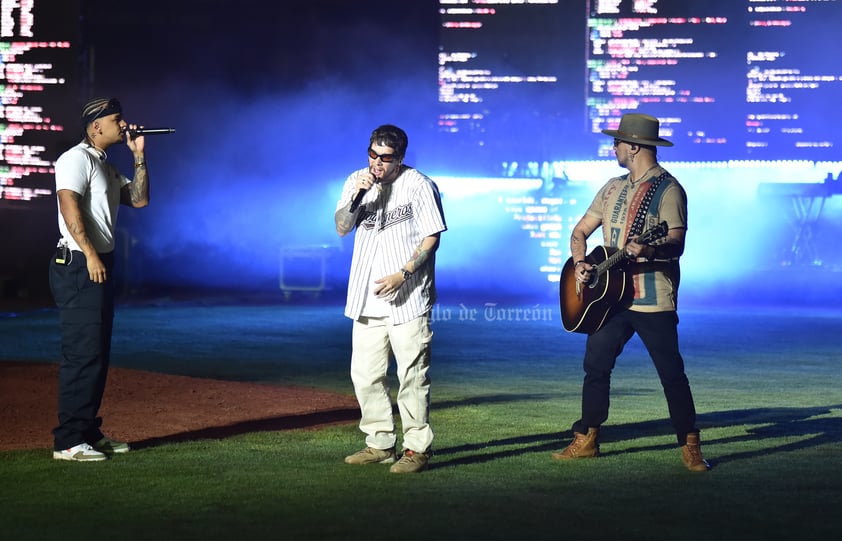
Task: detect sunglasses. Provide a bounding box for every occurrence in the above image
[367,147,398,163]
[613,138,624,147]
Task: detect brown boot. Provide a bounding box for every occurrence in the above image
[551,427,600,460]
[681,433,711,471]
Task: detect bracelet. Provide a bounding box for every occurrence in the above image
[574,260,586,268]
[134,161,146,169]
[401,268,413,281]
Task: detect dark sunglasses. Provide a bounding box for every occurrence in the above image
[613,138,624,147]
[367,147,397,163]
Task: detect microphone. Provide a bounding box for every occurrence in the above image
[129,128,176,136]
[349,172,378,212]
[349,188,367,212]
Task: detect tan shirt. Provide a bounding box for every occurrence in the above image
[585,166,687,312]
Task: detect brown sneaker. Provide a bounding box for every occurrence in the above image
[389,449,430,473]
[344,447,396,465]
[551,427,600,460]
[681,433,711,472]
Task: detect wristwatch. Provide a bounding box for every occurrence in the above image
[401,268,413,281]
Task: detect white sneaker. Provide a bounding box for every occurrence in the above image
[53,443,108,462]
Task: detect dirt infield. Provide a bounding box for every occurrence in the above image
[0,361,359,451]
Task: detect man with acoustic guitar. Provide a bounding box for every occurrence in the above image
[552,113,710,472]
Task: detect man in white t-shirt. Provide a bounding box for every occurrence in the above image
[49,97,151,462]
[335,124,447,474]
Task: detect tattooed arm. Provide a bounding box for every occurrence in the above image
[403,233,441,275]
[335,202,358,237]
[120,129,149,207]
[570,213,601,265]
[336,170,379,236]
[57,189,108,283]
[121,155,150,208]
[373,233,442,297]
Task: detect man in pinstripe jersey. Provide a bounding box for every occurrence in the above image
[334,124,447,474]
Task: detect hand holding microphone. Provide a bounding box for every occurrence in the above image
[350,169,379,212]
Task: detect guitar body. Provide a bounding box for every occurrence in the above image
[558,221,668,335]
[559,246,630,334]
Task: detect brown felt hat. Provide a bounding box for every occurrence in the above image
[601,113,673,147]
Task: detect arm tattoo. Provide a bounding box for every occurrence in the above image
[407,243,433,272]
[570,232,587,259]
[129,167,148,205]
[334,203,357,235]
[63,192,93,250]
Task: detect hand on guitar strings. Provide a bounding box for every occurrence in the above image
[575,260,593,284]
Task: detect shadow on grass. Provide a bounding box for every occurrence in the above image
[128,388,841,471]
[130,392,559,451]
[428,432,564,470]
[698,405,842,466]
[130,407,360,450]
[428,404,842,470]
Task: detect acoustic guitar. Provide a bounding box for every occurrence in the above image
[559,221,668,334]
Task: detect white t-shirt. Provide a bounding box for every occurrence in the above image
[54,142,130,253]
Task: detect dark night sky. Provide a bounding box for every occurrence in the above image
[76,0,444,187]
[80,1,438,102]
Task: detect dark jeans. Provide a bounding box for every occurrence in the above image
[49,251,115,450]
[571,309,699,445]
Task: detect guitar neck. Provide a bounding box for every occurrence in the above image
[596,248,628,275]
[593,221,668,275]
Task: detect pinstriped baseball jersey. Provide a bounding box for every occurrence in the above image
[337,166,447,325]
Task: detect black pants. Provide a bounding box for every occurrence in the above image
[571,309,699,446]
[49,251,115,451]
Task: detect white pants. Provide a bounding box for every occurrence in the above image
[350,314,433,453]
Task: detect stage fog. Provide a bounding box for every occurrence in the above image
[5,1,842,309]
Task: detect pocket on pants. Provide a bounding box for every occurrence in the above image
[406,314,433,346]
[50,253,100,310]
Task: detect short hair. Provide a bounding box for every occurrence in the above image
[82,97,122,126]
[370,124,408,158]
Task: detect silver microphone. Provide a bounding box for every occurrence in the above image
[129,128,176,136]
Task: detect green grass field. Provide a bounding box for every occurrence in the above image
[2,302,840,540]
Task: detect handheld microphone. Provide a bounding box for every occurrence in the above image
[349,171,378,212]
[129,128,176,136]
[349,188,367,212]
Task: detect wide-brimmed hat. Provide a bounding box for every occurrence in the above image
[601,113,673,147]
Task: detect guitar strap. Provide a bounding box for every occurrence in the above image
[627,171,668,242]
